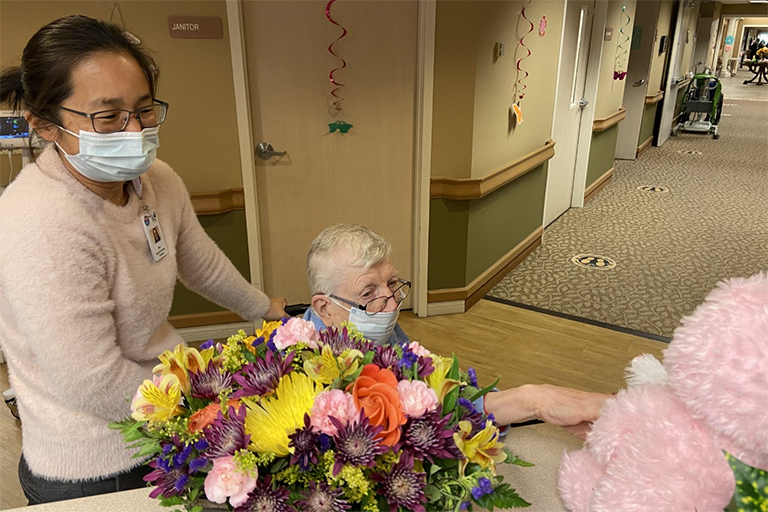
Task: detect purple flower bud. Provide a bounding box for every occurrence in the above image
[189,456,208,473]
[174,474,189,492]
[467,367,478,388]
[194,439,209,451]
[471,486,484,500]
[479,476,493,495]
[200,339,214,350]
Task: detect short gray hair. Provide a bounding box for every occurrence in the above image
[307,224,392,295]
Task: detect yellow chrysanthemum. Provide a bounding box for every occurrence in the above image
[244,373,322,457]
[131,374,185,422]
[453,419,506,476]
[425,356,461,403]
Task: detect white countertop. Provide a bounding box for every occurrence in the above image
[6,423,581,512]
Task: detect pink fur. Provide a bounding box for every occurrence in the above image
[558,273,768,511]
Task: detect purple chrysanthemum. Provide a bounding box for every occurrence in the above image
[294,481,350,512]
[233,350,294,398]
[414,355,435,378]
[203,405,251,458]
[288,414,320,471]
[190,360,233,399]
[144,456,191,499]
[330,410,387,476]
[398,406,462,462]
[458,398,485,435]
[234,475,295,512]
[320,325,373,356]
[373,345,405,379]
[371,452,427,512]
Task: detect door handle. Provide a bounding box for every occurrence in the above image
[256,142,286,160]
[633,79,646,86]
[579,98,589,108]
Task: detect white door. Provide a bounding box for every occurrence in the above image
[238,1,417,303]
[615,0,661,159]
[544,0,595,226]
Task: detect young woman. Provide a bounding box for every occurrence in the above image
[0,15,286,504]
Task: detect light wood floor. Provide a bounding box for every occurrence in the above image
[0,299,667,510]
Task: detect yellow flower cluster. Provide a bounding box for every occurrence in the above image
[453,420,507,477]
[233,449,259,478]
[304,345,363,385]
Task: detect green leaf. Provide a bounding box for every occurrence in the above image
[442,356,461,415]
[477,483,531,509]
[469,377,500,403]
[243,348,258,364]
[159,495,185,507]
[188,506,203,512]
[425,484,443,502]
[270,457,289,473]
[362,350,375,366]
[505,449,535,467]
[725,451,768,511]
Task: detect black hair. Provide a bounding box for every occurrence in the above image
[0,15,158,129]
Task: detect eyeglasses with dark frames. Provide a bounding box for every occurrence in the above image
[329,279,411,315]
[58,99,169,134]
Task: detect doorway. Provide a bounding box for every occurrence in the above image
[544,0,596,226]
[233,1,418,304]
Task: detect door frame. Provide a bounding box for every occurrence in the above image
[657,0,686,147]
[226,0,432,316]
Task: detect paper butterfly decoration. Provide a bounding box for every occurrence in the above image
[539,16,547,37]
[512,103,524,124]
[329,121,353,133]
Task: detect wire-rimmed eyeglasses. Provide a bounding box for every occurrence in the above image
[58,99,169,134]
[329,279,411,315]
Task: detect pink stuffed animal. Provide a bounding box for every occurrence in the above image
[558,273,768,512]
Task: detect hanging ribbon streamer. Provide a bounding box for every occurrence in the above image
[512,0,534,124]
[326,0,348,113]
[613,6,631,80]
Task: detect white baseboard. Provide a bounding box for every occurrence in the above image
[427,300,465,316]
[176,321,256,344]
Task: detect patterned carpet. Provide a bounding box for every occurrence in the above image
[488,99,768,339]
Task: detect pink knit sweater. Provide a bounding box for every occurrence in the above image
[0,147,270,480]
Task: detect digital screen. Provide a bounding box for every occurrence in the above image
[0,116,29,139]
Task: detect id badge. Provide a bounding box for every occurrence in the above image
[141,210,168,262]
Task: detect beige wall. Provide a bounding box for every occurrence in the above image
[431,0,564,180]
[594,0,639,119]
[0,1,241,193]
[647,0,674,93]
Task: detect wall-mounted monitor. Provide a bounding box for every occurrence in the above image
[0,111,29,149]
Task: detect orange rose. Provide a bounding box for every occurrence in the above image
[350,364,406,447]
[188,399,241,433]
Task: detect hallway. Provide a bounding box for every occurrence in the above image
[489,98,768,338]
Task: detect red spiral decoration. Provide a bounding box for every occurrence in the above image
[326,0,348,111]
[513,0,534,102]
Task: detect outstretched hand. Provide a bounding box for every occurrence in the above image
[264,297,288,321]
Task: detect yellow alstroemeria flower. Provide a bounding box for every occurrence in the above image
[153,344,209,393]
[131,374,185,422]
[453,420,507,476]
[425,356,461,403]
[244,372,322,457]
[304,345,362,385]
[256,320,283,341]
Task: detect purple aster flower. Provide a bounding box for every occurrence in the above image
[330,410,387,476]
[190,360,233,399]
[373,345,405,379]
[371,452,427,512]
[234,475,295,512]
[397,406,462,462]
[233,350,294,398]
[288,414,320,471]
[294,481,350,512]
[203,405,251,458]
[200,339,215,350]
[320,325,373,355]
[467,367,478,388]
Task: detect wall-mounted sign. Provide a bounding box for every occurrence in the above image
[168,16,223,39]
[604,28,614,41]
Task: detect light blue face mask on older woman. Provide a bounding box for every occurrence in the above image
[55,126,160,183]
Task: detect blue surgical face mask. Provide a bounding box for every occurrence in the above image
[55,126,160,183]
[330,297,400,345]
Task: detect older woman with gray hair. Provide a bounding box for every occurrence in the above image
[303,224,609,437]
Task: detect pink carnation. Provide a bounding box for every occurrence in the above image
[397,380,438,418]
[408,341,432,358]
[204,455,257,508]
[272,317,320,350]
[310,389,358,436]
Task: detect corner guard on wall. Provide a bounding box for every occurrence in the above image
[430,140,556,200]
[190,187,245,215]
[427,227,543,311]
[584,167,614,204]
[592,108,627,132]
[637,137,653,158]
[645,91,664,105]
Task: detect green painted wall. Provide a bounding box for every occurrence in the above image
[428,164,547,290]
[639,103,658,148]
[586,127,619,188]
[169,211,251,316]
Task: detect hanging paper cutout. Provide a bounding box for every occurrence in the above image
[511,0,534,118]
[613,5,631,80]
[328,121,353,133]
[326,0,348,112]
[539,15,547,37]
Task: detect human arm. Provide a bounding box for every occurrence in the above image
[483,384,610,439]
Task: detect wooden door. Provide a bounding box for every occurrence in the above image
[240,1,417,303]
[545,0,595,226]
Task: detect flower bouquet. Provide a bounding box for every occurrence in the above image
[111,318,532,512]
